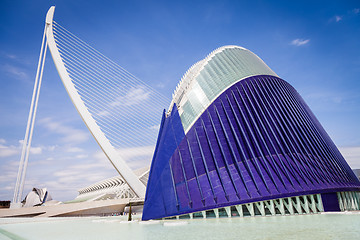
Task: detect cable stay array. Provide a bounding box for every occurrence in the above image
[52,21,169,151]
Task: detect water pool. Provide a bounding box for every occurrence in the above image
[0,212,359,240]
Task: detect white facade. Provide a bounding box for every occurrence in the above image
[168,46,277,132]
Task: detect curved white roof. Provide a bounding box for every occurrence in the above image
[169,45,278,133]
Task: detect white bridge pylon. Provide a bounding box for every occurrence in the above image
[13,6,170,205]
[45,6,146,198]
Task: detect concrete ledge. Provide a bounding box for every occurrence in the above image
[0,198,142,218]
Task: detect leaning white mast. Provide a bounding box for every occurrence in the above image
[11,9,50,209]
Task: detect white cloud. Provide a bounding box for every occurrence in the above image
[30,146,42,155]
[47,145,57,151]
[1,64,28,80]
[0,139,43,157]
[97,110,110,117]
[0,171,17,184]
[6,54,17,60]
[39,117,89,144]
[66,147,84,153]
[93,150,109,162]
[335,15,342,22]
[339,146,360,169]
[353,8,359,14]
[149,124,160,131]
[110,86,151,107]
[0,145,18,158]
[116,145,155,169]
[0,139,6,144]
[290,39,310,46]
[117,145,155,160]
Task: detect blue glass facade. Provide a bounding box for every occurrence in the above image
[142,50,360,221]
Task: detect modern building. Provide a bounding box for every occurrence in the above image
[73,167,149,203]
[142,45,360,220]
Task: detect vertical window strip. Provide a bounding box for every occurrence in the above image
[255,78,312,186]
[185,135,206,205]
[225,94,262,194]
[230,90,272,193]
[260,78,321,185]
[235,86,280,192]
[214,103,248,198]
[219,99,251,197]
[265,78,330,184]
[200,118,231,201]
[207,109,241,199]
[248,80,302,187]
[242,81,291,189]
[278,80,353,183]
[194,128,218,203]
[271,78,339,184]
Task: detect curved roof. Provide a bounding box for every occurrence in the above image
[169,45,278,132]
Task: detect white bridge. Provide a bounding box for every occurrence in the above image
[11,6,168,207]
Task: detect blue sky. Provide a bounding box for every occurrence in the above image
[0,0,359,201]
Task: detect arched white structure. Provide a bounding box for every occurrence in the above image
[168,46,277,132]
[45,7,145,198]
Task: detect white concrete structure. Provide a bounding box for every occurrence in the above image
[45,6,146,198]
[74,167,149,203]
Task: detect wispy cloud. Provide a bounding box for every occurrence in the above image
[0,144,18,158]
[1,64,28,80]
[149,124,160,131]
[330,9,359,23]
[116,145,155,169]
[305,91,344,104]
[290,39,310,46]
[30,146,42,155]
[110,86,151,107]
[97,110,110,117]
[335,15,342,22]
[0,140,43,158]
[6,54,17,60]
[75,154,88,159]
[66,147,84,153]
[39,117,90,144]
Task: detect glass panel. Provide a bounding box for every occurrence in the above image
[174,47,278,132]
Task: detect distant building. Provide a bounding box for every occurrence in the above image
[143,46,360,220]
[0,201,10,209]
[22,188,52,208]
[73,167,149,203]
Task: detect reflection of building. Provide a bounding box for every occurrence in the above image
[143,46,360,220]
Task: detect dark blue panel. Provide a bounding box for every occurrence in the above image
[142,104,185,220]
[321,192,341,212]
